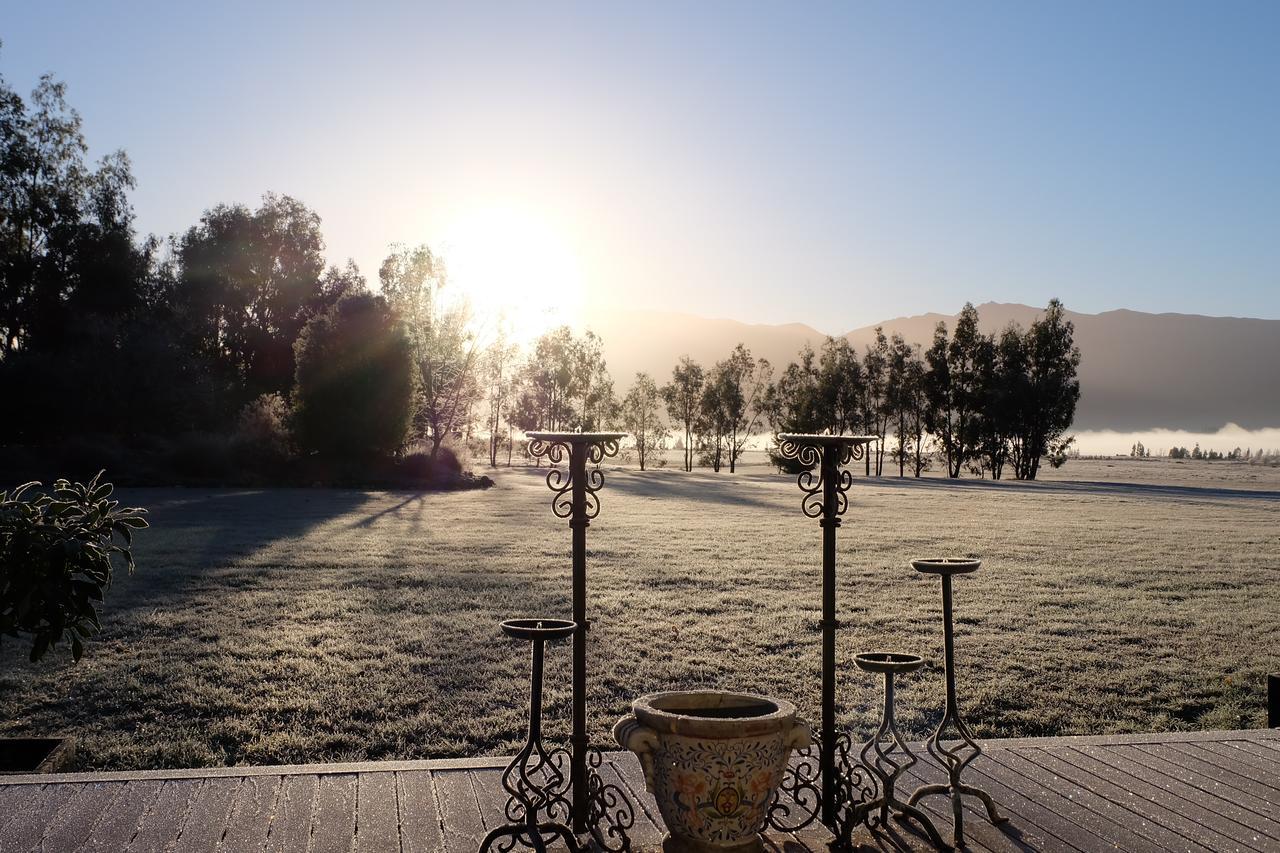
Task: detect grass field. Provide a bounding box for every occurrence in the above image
[1,457,1277,772]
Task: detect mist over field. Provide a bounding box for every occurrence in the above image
[1072,424,1280,457]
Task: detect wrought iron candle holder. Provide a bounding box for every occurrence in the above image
[766,433,877,842]
[480,618,578,853]
[908,558,1006,848]
[525,432,635,851]
[847,652,949,851]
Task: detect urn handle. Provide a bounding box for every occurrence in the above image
[786,718,813,752]
[613,713,660,793]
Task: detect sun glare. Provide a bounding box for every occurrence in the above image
[439,204,586,344]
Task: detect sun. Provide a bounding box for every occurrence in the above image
[439,204,586,344]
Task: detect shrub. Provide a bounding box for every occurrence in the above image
[400,452,435,482]
[293,295,415,459]
[0,472,147,663]
[234,393,294,469]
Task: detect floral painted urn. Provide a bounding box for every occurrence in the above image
[613,690,811,853]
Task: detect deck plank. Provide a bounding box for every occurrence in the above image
[1031,746,1227,852]
[985,747,1173,852]
[1,784,81,853]
[40,782,123,852]
[263,774,318,853]
[309,773,358,853]
[397,770,444,853]
[433,769,486,853]
[125,780,203,853]
[1062,744,1272,852]
[0,785,42,835]
[3,729,1280,852]
[1104,745,1280,842]
[174,776,241,851]
[1129,743,1280,819]
[77,779,163,852]
[220,774,281,852]
[1213,739,1280,774]
[355,772,400,852]
[1168,742,1279,788]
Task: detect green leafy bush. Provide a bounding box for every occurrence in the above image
[0,473,147,663]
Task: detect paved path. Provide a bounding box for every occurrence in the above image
[1,729,1277,851]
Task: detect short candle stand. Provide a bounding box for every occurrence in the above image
[908,558,1007,848]
[847,653,949,852]
[767,433,877,842]
[480,619,578,853]
[526,432,635,852]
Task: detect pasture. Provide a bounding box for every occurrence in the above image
[1,458,1277,771]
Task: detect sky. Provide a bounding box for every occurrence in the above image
[3,1,1278,333]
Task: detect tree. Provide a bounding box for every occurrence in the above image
[816,337,863,435]
[715,344,772,473]
[885,333,927,477]
[293,294,415,458]
[380,244,480,460]
[763,345,824,472]
[176,193,327,400]
[1010,299,1081,480]
[481,322,520,467]
[861,328,890,475]
[662,357,705,472]
[513,326,615,434]
[698,364,731,472]
[621,372,668,470]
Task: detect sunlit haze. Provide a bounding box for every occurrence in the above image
[4,2,1277,332]
[440,203,586,343]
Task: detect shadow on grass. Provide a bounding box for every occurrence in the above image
[555,465,782,509]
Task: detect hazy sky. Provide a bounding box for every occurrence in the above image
[4,2,1278,332]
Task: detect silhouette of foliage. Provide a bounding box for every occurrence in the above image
[293,294,415,459]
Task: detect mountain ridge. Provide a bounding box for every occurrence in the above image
[582,302,1280,432]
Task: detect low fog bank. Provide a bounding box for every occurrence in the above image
[1073,424,1280,456]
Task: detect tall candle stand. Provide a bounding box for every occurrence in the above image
[766,433,878,844]
[526,432,636,851]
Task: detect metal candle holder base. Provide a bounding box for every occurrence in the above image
[908,559,1007,848]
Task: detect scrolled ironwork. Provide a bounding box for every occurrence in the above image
[584,747,634,851]
[528,434,620,521]
[767,740,824,832]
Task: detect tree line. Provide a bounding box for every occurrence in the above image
[0,65,1080,484]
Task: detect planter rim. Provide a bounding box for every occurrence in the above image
[631,690,798,739]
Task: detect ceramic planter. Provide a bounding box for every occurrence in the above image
[614,690,810,853]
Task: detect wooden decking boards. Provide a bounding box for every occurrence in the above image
[0,728,1276,852]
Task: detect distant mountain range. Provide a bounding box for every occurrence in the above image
[583,303,1280,431]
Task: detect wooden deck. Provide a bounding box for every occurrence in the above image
[0,729,1277,852]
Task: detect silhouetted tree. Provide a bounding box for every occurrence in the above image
[1010,299,1080,479]
[176,193,327,401]
[885,333,928,477]
[763,345,823,472]
[293,294,415,458]
[662,356,705,472]
[816,337,863,435]
[862,328,890,475]
[622,372,667,470]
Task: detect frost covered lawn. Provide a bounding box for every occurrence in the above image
[1,458,1276,771]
